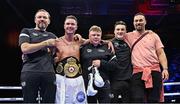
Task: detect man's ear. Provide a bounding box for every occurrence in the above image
[48,19,51,25]
[75,25,78,31]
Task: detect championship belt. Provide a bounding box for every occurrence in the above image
[56,57,82,78]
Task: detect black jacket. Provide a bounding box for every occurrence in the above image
[111,38,132,81]
[80,42,117,86]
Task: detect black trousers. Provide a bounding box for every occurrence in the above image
[87,80,111,103]
[130,71,162,103]
[111,80,131,103]
[21,72,56,103]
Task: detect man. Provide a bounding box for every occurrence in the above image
[55,15,87,104]
[110,21,132,103]
[18,9,57,103]
[124,12,169,102]
[80,25,117,103]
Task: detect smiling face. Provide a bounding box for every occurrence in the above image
[64,16,78,35]
[34,10,50,31]
[88,25,102,46]
[114,24,126,40]
[89,31,102,46]
[133,14,146,32]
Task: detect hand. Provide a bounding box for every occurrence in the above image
[162,69,169,81]
[107,41,115,54]
[54,56,60,63]
[74,34,82,41]
[74,33,88,44]
[92,60,101,68]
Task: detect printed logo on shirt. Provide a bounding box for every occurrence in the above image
[114,42,119,48]
[32,33,38,36]
[98,49,105,52]
[87,49,92,53]
[114,42,127,48]
[123,43,127,47]
[76,91,85,102]
[42,33,48,37]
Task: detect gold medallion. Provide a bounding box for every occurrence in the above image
[64,57,80,77]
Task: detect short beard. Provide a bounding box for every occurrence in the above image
[136,26,143,32]
[38,22,47,31]
[136,28,142,32]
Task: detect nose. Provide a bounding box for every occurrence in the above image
[40,19,45,23]
[119,31,123,34]
[136,21,141,26]
[95,34,99,38]
[138,20,143,24]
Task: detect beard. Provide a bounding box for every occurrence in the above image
[135,25,143,32]
[38,22,47,31]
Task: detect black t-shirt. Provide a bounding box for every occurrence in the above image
[111,38,132,81]
[19,28,57,73]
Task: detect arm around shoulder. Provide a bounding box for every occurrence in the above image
[20,41,48,54]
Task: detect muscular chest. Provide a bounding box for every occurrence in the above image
[56,40,80,57]
[61,44,80,53]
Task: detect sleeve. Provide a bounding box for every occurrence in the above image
[153,32,164,50]
[102,55,118,72]
[123,33,129,42]
[18,28,30,46]
[107,55,118,71]
[100,45,118,71]
[124,32,132,47]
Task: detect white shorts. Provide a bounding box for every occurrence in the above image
[55,74,87,104]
